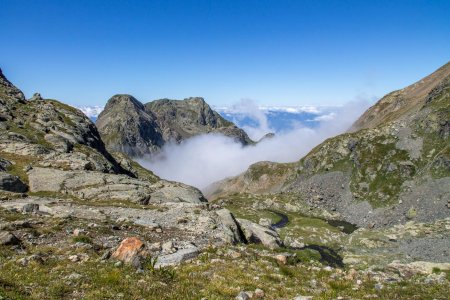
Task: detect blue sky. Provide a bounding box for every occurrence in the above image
[1,0,449,106]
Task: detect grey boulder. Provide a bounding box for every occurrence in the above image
[0,172,28,193]
[236,218,282,249]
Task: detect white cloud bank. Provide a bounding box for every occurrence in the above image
[137,99,370,190]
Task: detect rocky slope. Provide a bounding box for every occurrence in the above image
[208,62,450,230]
[0,67,256,254]
[97,96,254,156]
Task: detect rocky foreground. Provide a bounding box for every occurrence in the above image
[0,66,449,299]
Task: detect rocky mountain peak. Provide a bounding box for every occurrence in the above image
[104,94,145,111]
[97,95,254,156]
[0,67,26,105]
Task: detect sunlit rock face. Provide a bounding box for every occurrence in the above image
[96,95,254,157]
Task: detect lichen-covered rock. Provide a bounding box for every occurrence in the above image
[155,246,199,268]
[236,218,282,249]
[387,261,450,278]
[27,167,205,204]
[215,208,245,244]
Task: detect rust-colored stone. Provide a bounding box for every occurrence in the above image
[112,237,146,264]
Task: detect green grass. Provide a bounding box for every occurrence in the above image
[1,245,448,300]
[72,235,93,244]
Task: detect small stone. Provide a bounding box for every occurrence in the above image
[258,218,271,227]
[162,241,176,254]
[176,217,189,224]
[275,254,287,265]
[17,257,29,266]
[406,207,417,219]
[73,228,84,236]
[22,203,39,213]
[114,261,123,267]
[374,283,383,291]
[386,234,397,242]
[101,250,111,260]
[254,288,264,298]
[28,254,44,264]
[345,268,357,280]
[235,291,250,300]
[290,240,305,248]
[227,250,241,259]
[149,242,162,251]
[66,273,82,280]
[293,296,313,300]
[68,255,79,262]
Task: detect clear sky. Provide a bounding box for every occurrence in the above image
[1,0,449,106]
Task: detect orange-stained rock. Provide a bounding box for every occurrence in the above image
[112,237,147,265]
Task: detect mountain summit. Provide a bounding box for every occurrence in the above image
[97,96,254,156]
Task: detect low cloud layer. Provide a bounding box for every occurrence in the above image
[137,100,370,190]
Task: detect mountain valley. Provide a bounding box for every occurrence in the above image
[0,63,449,299]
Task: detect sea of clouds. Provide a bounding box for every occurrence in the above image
[136,99,371,190]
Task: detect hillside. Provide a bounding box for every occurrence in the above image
[97,96,254,156]
[0,66,253,271]
[208,62,450,229]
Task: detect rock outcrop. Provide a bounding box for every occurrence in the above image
[208,62,450,229]
[0,67,206,205]
[236,218,282,249]
[27,167,205,204]
[97,96,254,156]
[0,67,254,261]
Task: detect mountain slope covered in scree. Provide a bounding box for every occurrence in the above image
[209,62,450,229]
